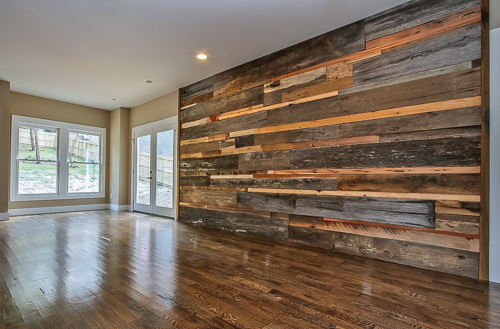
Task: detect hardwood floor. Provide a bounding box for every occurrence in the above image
[0,211,498,328]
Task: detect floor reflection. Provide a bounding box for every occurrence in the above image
[0,210,499,328]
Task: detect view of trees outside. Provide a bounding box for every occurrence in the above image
[17,127,101,194]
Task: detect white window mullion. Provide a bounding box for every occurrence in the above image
[59,128,69,198]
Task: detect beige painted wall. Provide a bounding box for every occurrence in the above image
[9,92,110,210]
[492,0,500,30]
[129,91,178,128]
[128,90,179,205]
[0,81,11,215]
[110,107,130,206]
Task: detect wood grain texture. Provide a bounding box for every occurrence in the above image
[274,166,481,175]
[479,0,490,281]
[179,0,483,278]
[290,136,481,170]
[181,86,263,124]
[211,177,337,191]
[322,220,479,252]
[365,0,480,41]
[238,150,290,171]
[210,20,365,99]
[182,111,267,141]
[3,211,498,328]
[180,155,238,173]
[289,226,479,278]
[366,6,481,50]
[355,23,481,86]
[336,173,481,195]
[179,205,288,241]
[246,188,480,202]
[281,78,353,103]
[180,189,237,207]
[255,106,481,146]
[268,67,481,126]
[237,192,435,229]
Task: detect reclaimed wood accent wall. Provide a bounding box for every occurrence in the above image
[178,0,483,278]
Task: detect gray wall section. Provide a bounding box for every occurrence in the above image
[490,26,500,283]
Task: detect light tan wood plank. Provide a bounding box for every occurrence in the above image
[366,7,481,50]
[264,67,326,93]
[322,220,479,252]
[247,188,480,202]
[282,77,354,102]
[326,62,353,81]
[255,97,481,135]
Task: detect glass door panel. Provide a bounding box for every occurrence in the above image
[155,130,174,209]
[134,132,153,213]
[132,119,177,218]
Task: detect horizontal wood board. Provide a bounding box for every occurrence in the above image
[179,0,482,279]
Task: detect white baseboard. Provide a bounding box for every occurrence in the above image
[0,213,9,221]
[110,204,132,211]
[9,204,111,216]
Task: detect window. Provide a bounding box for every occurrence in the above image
[67,132,102,193]
[11,115,106,201]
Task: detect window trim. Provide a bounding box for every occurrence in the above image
[11,115,106,201]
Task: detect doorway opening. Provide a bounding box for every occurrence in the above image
[131,116,177,218]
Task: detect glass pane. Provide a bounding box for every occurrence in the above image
[156,130,174,208]
[68,164,100,193]
[68,132,100,163]
[18,160,57,194]
[18,126,58,161]
[137,135,151,205]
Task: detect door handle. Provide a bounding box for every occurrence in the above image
[148,177,153,179]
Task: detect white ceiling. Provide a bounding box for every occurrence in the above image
[0,0,409,110]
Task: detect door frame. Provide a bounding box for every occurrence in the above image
[131,116,178,219]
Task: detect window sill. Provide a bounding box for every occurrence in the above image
[10,193,105,202]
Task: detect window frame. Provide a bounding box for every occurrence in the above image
[11,115,106,201]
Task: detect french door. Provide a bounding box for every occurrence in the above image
[132,117,177,218]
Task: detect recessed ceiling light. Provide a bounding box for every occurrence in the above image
[145,80,153,83]
[197,53,208,60]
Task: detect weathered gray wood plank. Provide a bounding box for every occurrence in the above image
[336,173,481,195]
[268,67,480,126]
[180,190,237,207]
[179,176,211,187]
[180,141,219,155]
[238,150,290,171]
[365,0,480,42]
[181,85,264,123]
[182,112,267,141]
[212,178,337,191]
[289,226,479,278]
[354,23,481,85]
[237,192,435,228]
[180,155,239,173]
[212,21,365,98]
[290,136,481,170]
[180,76,214,102]
[256,106,480,146]
[179,206,288,241]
